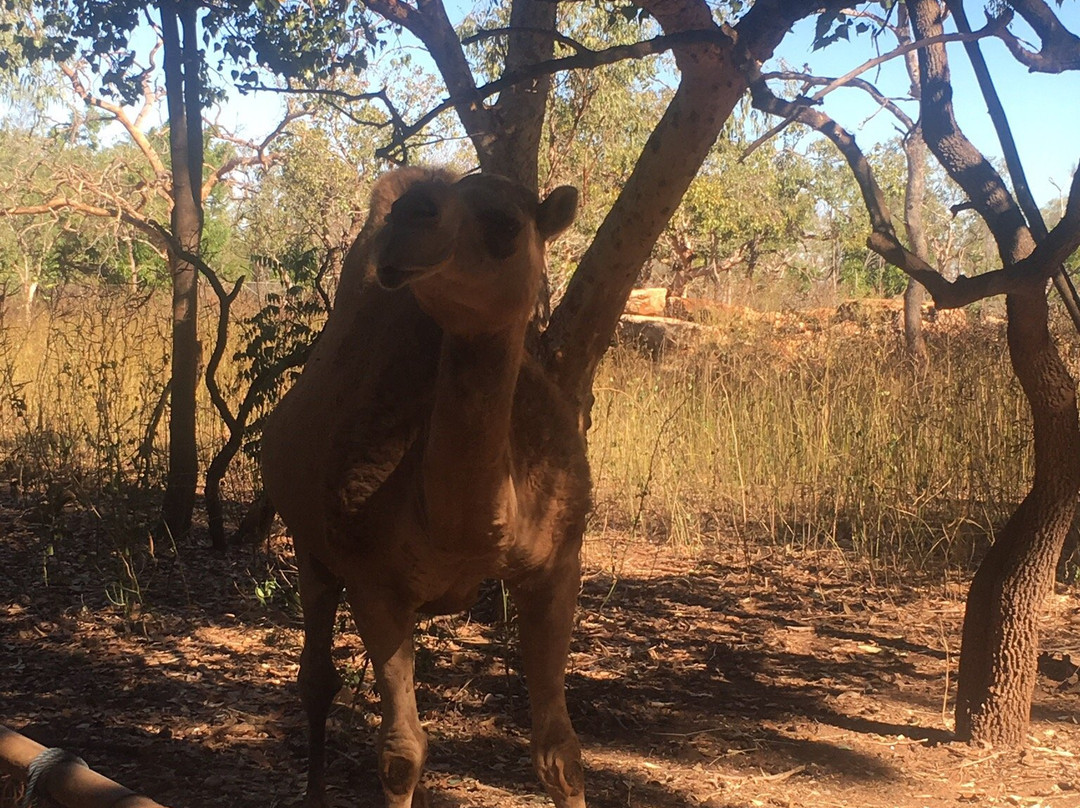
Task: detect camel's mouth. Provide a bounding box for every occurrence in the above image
[375,264,420,290]
[375,243,454,290]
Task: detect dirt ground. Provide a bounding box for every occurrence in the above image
[2,495,1079,808]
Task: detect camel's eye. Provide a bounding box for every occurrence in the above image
[476,208,523,259]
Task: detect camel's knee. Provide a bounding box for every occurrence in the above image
[532,731,585,805]
[378,730,428,798]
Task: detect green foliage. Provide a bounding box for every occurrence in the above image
[663,133,817,286]
[9,0,371,104]
[239,121,369,268]
[250,571,298,610]
[232,254,328,460]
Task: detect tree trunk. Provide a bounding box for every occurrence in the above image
[541,0,737,416]
[541,0,816,422]
[901,132,928,362]
[955,287,1080,743]
[898,4,928,362]
[486,0,556,190]
[159,1,204,538]
[908,0,1080,746]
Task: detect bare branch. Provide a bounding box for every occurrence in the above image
[749,80,1080,309]
[132,40,166,131]
[246,82,392,104]
[761,69,915,130]
[201,107,309,200]
[0,195,169,250]
[742,24,1002,158]
[59,62,168,179]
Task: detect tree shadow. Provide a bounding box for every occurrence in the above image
[4,494,1070,807]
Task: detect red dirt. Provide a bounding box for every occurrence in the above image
[2,497,1079,808]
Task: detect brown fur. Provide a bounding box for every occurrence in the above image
[261,167,590,808]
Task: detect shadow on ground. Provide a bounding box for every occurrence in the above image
[3,496,1069,808]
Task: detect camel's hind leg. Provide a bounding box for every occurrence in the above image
[297,553,344,808]
[509,535,587,808]
[347,588,428,808]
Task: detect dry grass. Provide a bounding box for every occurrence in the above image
[1,287,1069,580]
[588,307,1055,578]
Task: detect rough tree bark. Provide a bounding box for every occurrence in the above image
[159,1,204,538]
[908,0,1080,746]
[541,0,818,419]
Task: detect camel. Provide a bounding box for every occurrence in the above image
[260,166,590,808]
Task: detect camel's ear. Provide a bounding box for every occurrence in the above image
[537,186,578,240]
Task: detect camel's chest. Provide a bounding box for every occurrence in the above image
[328,458,573,611]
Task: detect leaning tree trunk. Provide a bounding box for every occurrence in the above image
[160,1,204,538]
[955,287,1080,743]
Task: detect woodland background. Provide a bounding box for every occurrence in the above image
[2,0,1080,806]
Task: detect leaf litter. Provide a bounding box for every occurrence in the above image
[1,494,1078,808]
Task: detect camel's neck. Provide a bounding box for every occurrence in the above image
[421,321,527,548]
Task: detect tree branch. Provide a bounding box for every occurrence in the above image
[0,196,169,250]
[375,28,735,162]
[365,0,491,160]
[760,69,915,130]
[909,0,1031,259]
[991,0,1080,73]
[750,79,1080,309]
[461,26,588,53]
[59,62,168,179]
[741,25,1002,159]
[201,107,308,200]
[947,0,1080,331]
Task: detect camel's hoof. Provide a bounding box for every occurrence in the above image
[553,794,586,808]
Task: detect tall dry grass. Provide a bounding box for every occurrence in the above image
[0,287,260,504]
[588,308,1054,576]
[1,287,1068,578]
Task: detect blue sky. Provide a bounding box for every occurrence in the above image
[770,9,1080,208]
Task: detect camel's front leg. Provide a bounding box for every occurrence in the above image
[348,588,428,808]
[509,539,587,808]
[296,553,344,808]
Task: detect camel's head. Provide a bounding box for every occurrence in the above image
[375,173,578,334]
